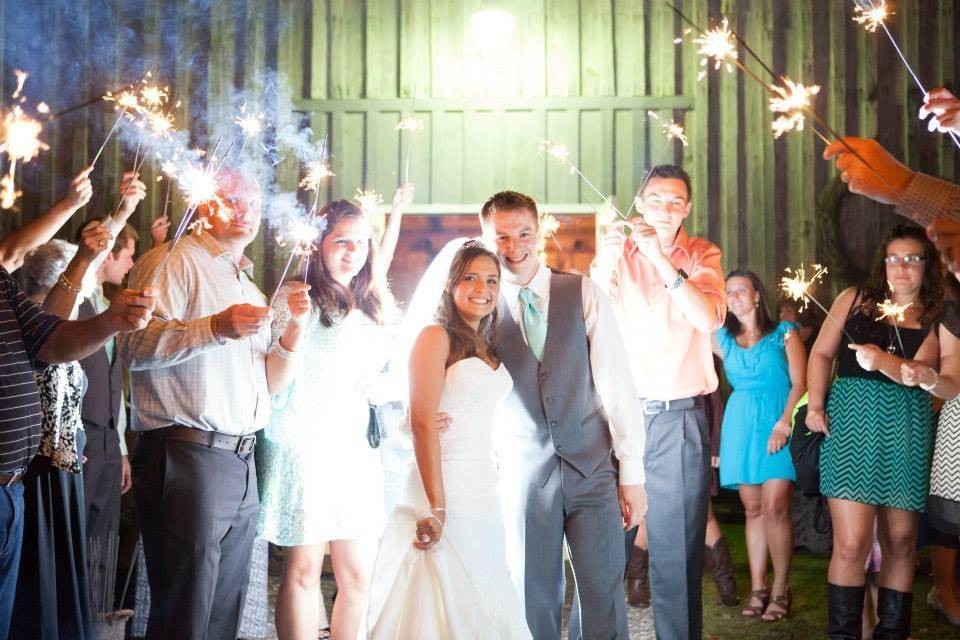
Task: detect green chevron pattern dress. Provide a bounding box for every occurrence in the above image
[820,308,934,512]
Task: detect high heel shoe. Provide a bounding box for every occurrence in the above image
[926,588,960,626]
[761,588,791,623]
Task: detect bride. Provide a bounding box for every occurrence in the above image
[367,241,531,639]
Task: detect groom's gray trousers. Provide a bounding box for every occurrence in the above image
[642,397,711,640]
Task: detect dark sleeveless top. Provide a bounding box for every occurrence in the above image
[836,291,929,384]
[939,300,960,339]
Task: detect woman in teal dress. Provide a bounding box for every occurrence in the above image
[807,225,942,640]
[714,270,806,623]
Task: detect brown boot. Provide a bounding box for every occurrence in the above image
[704,536,739,606]
[624,546,651,608]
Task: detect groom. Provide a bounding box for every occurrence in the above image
[479,190,646,639]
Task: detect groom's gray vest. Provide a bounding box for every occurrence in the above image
[496,270,614,487]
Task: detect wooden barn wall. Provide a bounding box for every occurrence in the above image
[1,0,958,293]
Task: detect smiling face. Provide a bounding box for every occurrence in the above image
[450,254,500,327]
[481,207,539,285]
[725,275,760,321]
[637,176,692,244]
[320,215,371,287]
[884,237,926,299]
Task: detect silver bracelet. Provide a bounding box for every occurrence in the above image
[665,268,688,292]
[920,368,940,392]
[273,339,300,361]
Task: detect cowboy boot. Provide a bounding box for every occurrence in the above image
[827,583,865,640]
[704,536,739,606]
[873,587,912,640]
[624,545,650,608]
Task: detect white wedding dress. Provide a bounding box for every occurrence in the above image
[367,357,532,639]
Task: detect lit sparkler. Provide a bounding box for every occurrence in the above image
[646,110,688,146]
[537,213,564,260]
[11,70,28,100]
[780,263,855,342]
[878,291,912,354]
[769,78,821,139]
[851,0,960,150]
[852,2,891,33]
[396,114,424,182]
[354,188,383,216]
[269,216,327,307]
[692,17,738,80]
[300,161,335,192]
[0,105,49,209]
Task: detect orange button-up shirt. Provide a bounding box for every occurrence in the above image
[614,227,726,401]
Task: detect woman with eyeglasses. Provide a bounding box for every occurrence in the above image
[806,224,943,639]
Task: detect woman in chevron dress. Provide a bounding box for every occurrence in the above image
[806,225,942,639]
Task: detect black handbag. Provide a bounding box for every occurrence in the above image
[789,403,825,497]
[366,404,381,449]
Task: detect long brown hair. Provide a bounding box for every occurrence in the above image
[859,224,943,329]
[436,241,500,367]
[723,269,777,337]
[306,200,391,327]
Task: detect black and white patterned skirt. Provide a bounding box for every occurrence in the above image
[929,397,960,536]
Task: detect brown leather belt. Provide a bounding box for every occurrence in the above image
[0,467,26,487]
[151,425,256,455]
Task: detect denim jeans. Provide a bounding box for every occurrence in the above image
[0,483,25,639]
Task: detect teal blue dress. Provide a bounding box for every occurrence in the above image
[717,321,797,489]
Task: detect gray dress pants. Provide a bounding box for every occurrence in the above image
[132,432,259,640]
[643,405,711,640]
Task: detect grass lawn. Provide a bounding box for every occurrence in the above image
[701,496,960,639]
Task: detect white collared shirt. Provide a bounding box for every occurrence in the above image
[500,263,646,485]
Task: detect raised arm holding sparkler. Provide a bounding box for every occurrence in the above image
[0,165,91,272]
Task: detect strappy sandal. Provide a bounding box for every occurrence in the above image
[741,588,770,618]
[761,589,792,622]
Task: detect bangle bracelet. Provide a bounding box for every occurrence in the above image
[273,339,299,361]
[56,273,82,295]
[920,369,940,391]
[210,315,227,345]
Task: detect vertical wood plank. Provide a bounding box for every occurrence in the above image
[511,0,546,97]
[716,0,739,269]
[544,0,579,97]
[939,0,956,178]
[309,0,329,99]
[463,110,501,201]
[580,0,614,97]
[614,0,646,98]
[648,0,676,97]
[399,0,430,97]
[329,0,364,99]
[545,109,578,202]
[430,0,464,98]
[431,110,463,202]
[365,0,398,99]
[504,110,546,200]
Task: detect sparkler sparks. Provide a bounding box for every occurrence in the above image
[780,263,829,312]
[277,218,322,257]
[646,111,689,146]
[354,188,383,216]
[0,175,19,210]
[299,161,335,192]
[235,103,264,138]
[769,78,821,139]
[693,17,738,80]
[539,140,573,171]
[1,106,48,164]
[877,298,911,324]
[852,2,892,33]
[395,116,424,131]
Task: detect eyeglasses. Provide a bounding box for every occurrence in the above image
[883,254,926,265]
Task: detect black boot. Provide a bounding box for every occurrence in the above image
[873,587,912,640]
[827,583,865,640]
[704,537,739,606]
[624,546,650,608]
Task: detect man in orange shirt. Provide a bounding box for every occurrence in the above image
[598,165,726,639]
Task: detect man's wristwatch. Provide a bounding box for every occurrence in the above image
[665,268,688,292]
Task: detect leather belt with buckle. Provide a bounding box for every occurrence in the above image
[0,467,26,487]
[640,396,703,416]
[154,425,257,455]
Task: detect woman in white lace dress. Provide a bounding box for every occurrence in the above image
[259,187,410,640]
[368,241,531,639]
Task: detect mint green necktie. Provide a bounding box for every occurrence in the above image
[519,287,547,361]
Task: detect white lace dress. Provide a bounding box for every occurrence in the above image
[367,357,531,639]
[258,286,393,545]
